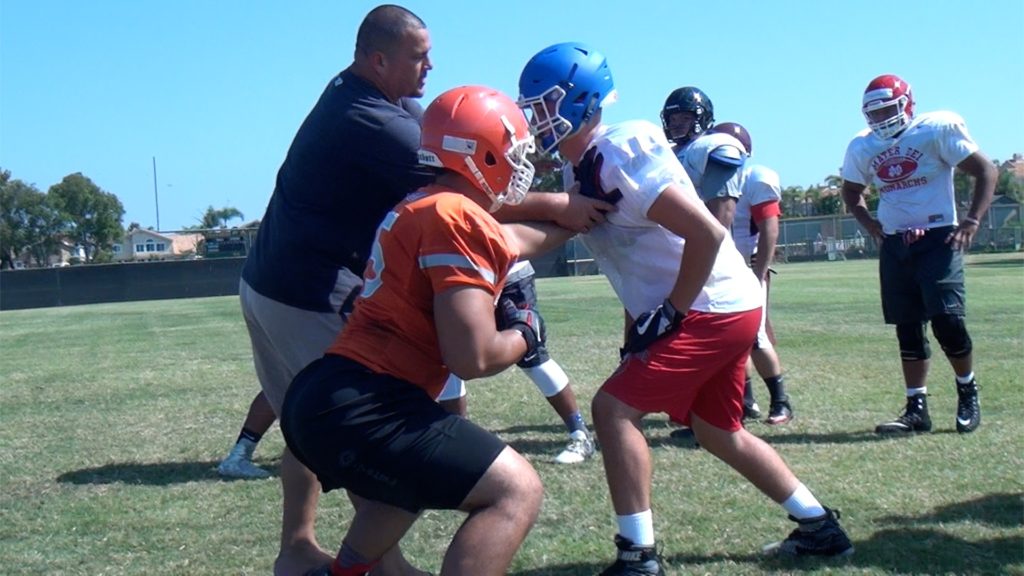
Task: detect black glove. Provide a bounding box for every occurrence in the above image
[496,297,546,363]
[624,299,683,354]
[574,147,622,207]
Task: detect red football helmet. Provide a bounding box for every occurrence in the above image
[862,74,914,140]
[419,85,536,210]
[707,122,752,155]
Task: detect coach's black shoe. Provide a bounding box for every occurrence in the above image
[765,508,854,558]
[599,535,665,576]
[875,393,931,434]
[956,380,981,433]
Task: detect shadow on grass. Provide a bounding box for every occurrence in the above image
[650,428,893,448]
[56,460,280,485]
[879,492,1024,528]
[511,528,1023,575]
[842,527,1022,575]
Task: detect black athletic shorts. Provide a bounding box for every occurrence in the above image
[280,354,507,513]
[501,268,549,368]
[879,226,965,324]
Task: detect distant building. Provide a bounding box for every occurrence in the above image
[112,229,203,261]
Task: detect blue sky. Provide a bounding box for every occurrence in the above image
[3,0,1022,231]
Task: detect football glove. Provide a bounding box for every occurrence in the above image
[496,297,546,363]
[624,298,683,354]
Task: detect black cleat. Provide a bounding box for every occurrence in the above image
[956,380,981,433]
[766,400,793,425]
[744,400,762,420]
[875,393,931,434]
[765,508,854,558]
[599,535,665,576]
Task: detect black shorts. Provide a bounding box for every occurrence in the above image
[280,355,507,513]
[879,226,966,324]
[501,269,549,368]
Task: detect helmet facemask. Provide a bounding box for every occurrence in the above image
[863,96,910,140]
[519,86,574,153]
[464,114,536,211]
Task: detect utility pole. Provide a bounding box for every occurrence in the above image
[152,156,161,232]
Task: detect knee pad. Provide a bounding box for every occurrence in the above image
[931,314,972,359]
[896,322,930,361]
[522,359,569,397]
[437,374,467,401]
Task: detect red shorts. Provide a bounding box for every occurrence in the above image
[601,308,762,432]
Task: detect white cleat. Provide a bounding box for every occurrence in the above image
[217,442,271,479]
[554,430,595,464]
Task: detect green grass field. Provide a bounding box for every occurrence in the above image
[2,254,1022,575]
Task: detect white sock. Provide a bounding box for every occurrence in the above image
[956,372,975,384]
[616,510,655,546]
[906,386,927,397]
[781,483,826,520]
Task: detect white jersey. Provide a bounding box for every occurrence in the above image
[681,132,747,202]
[732,165,782,262]
[841,111,979,234]
[562,120,761,319]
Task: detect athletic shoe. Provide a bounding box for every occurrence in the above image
[764,508,854,557]
[598,535,665,576]
[765,400,793,425]
[668,427,701,449]
[875,393,931,434]
[554,429,595,464]
[955,380,981,433]
[744,400,762,420]
[217,441,271,479]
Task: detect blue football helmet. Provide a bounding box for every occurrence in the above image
[518,42,616,153]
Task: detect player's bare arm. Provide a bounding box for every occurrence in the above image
[495,190,615,233]
[841,180,883,241]
[947,151,997,252]
[435,286,529,379]
[501,221,576,260]
[753,215,780,282]
[706,197,737,228]
[646,183,725,313]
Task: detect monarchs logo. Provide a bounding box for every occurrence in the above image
[875,156,919,184]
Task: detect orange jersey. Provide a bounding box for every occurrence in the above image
[331,188,519,398]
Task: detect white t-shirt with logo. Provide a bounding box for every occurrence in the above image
[841,111,979,234]
[562,120,761,319]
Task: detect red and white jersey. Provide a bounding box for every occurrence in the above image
[332,188,518,398]
[562,120,761,319]
[733,165,783,262]
[841,111,979,234]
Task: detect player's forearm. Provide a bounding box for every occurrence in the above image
[493,192,567,223]
[502,221,575,259]
[667,231,723,313]
[753,221,779,281]
[446,330,529,380]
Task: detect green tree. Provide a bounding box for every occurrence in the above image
[817,193,844,215]
[781,185,805,218]
[0,169,62,269]
[194,205,245,229]
[48,173,125,263]
[994,161,1024,203]
[529,150,563,192]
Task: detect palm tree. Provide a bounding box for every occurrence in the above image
[196,206,244,229]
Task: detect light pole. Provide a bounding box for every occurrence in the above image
[152,156,161,232]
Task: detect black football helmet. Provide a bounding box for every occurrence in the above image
[661,86,715,146]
